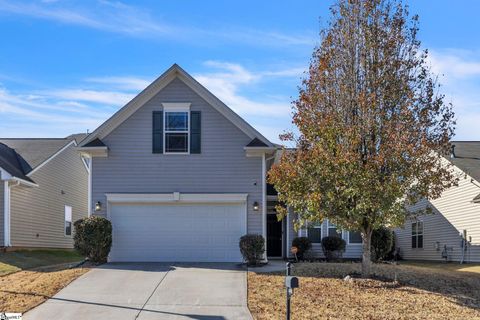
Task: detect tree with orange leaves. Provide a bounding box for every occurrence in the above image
[268,0,456,277]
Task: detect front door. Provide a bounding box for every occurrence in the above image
[267,214,283,257]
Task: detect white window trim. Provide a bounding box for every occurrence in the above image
[346,231,363,245]
[411,220,424,249]
[305,221,323,244]
[64,205,73,237]
[162,103,191,155]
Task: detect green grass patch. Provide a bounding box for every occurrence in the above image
[398,260,480,274]
[0,250,83,276]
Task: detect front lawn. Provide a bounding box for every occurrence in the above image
[0,249,83,276]
[0,265,90,313]
[248,262,480,320]
[0,249,88,313]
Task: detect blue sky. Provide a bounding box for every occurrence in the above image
[1,0,480,143]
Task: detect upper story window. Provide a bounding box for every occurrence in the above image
[153,103,201,155]
[411,221,424,248]
[165,111,189,153]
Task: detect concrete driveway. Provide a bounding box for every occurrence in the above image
[25,263,253,320]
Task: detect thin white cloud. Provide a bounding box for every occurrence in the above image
[427,49,480,140]
[429,49,480,80]
[0,88,107,129]
[85,76,151,91]
[195,61,297,117]
[47,89,134,105]
[0,0,314,47]
[0,0,171,36]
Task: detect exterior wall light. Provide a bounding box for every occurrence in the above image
[253,201,259,211]
[95,201,102,212]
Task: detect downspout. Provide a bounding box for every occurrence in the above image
[262,153,267,262]
[3,180,10,247]
[3,180,19,247]
[87,157,92,217]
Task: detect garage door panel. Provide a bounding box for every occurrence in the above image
[109,203,245,262]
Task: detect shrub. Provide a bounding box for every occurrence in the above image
[239,234,265,265]
[74,216,112,263]
[321,236,346,261]
[371,226,394,261]
[292,237,312,260]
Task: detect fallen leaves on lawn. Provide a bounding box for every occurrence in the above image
[248,262,480,320]
[0,266,90,313]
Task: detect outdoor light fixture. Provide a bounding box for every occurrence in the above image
[95,201,102,211]
[253,201,259,211]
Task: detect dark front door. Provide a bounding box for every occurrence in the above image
[267,214,283,257]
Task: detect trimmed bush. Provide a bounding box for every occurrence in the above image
[321,236,346,261]
[371,226,394,261]
[239,234,265,265]
[74,216,112,263]
[292,237,312,260]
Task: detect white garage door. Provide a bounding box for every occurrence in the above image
[109,203,246,262]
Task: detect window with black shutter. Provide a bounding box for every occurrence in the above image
[152,111,163,153]
[190,111,201,154]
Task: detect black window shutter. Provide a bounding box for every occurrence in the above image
[152,111,163,153]
[190,111,201,154]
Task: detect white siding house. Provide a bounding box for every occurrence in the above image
[395,142,480,262]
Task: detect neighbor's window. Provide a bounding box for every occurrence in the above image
[348,231,362,244]
[165,111,189,153]
[328,222,342,238]
[307,222,322,243]
[65,205,72,236]
[411,221,423,248]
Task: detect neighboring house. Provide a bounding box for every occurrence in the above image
[0,135,89,249]
[395,142,480,263]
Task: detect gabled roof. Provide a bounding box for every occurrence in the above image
[0,143,35,183]
[83,138,106,147]
[449,141,480,183]
[78,64,273,148]
[246,138,269,147]
[0,134,86,179]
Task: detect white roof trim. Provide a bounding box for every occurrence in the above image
[105,193,248,204]
[76,146,109,158]
[0,167,38,187]
[27,140,77,177]
[79,64,273,148]
[162,102,191,111]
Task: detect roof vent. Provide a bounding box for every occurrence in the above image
[450,145,456,159]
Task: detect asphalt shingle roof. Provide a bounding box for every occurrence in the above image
[0,134,87,182]
[449,141,480,183]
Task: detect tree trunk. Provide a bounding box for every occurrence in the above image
[361,229,373,278]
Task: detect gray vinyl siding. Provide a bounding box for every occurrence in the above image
[294,218,363,259]
[0,182,3,246]
[92,78,263,235]
[395,165,480,262]
[9,144,88,248]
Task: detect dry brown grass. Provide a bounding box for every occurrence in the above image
[0,265,90,313]
[248,262,480,320]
